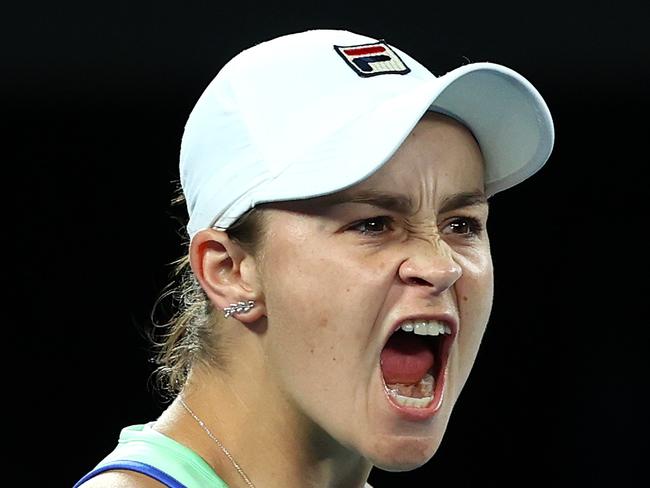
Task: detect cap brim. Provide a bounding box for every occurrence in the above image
[430,63,555,196]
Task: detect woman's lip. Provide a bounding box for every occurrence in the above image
[378,312,457,421]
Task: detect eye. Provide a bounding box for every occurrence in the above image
[443,217,484,237]
[349,216,394,236]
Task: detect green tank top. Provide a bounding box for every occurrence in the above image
[77,422,228,487]
[76,422,374,487]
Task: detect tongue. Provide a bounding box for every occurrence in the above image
[380,332,435,384]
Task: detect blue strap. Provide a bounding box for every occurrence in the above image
[73,460,186,488]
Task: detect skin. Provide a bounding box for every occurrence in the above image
[82,112,494,487]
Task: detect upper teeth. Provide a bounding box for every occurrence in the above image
[396,320,451,336]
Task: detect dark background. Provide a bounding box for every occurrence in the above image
[6,1,648,486]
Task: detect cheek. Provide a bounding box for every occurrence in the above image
[455,250,494,367]
[263,229,391,313]
[258,239,399,421]
[259,237,395,367]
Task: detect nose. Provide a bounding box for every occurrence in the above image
[398,240,462,295]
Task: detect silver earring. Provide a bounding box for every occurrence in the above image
[223,300,255,318]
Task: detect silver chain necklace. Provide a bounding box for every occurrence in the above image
[179,398,256,488]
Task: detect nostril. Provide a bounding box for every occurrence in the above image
[408,277,431,286]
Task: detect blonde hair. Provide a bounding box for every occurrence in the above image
[151,188,268,399]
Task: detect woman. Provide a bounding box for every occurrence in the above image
[75,29,554,487]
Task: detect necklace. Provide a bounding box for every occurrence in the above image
[179,398,256,488]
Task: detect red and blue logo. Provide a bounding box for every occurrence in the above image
[333,41,410,77]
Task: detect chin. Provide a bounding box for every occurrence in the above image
[365,432,443,472]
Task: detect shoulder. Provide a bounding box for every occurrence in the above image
[77,470,167,488]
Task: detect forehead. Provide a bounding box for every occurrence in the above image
[312,188,487,217]
[364,111,483,184]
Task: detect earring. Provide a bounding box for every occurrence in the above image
[223,300,255,318]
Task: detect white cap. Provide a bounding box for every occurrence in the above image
[180,29,554,238]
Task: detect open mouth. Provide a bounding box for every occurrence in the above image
[380,319,453,414]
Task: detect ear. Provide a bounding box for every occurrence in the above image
[188,228,266,323]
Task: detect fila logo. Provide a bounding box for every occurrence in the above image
[333,40,410,78]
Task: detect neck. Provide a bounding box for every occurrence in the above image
[154,364,372,488]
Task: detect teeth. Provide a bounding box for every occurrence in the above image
[414,321,428,335]
[401,322,414,332]
[399,320,451,336]
[426,322,441,336]
[386,373,435,408]
[389,393,433,408]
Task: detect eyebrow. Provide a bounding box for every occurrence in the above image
[321,189,488,215]
[439,190,488,214]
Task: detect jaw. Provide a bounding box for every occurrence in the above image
[360,399,453,472]
[347,355,459,471]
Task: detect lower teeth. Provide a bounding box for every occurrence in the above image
[386,373,435,408]
[390,393,433,408]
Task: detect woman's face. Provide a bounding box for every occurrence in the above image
[256,112,493,469]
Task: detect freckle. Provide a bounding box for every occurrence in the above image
[310,348,314,354]
[332,357,336,361]
[463,296,468,301]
